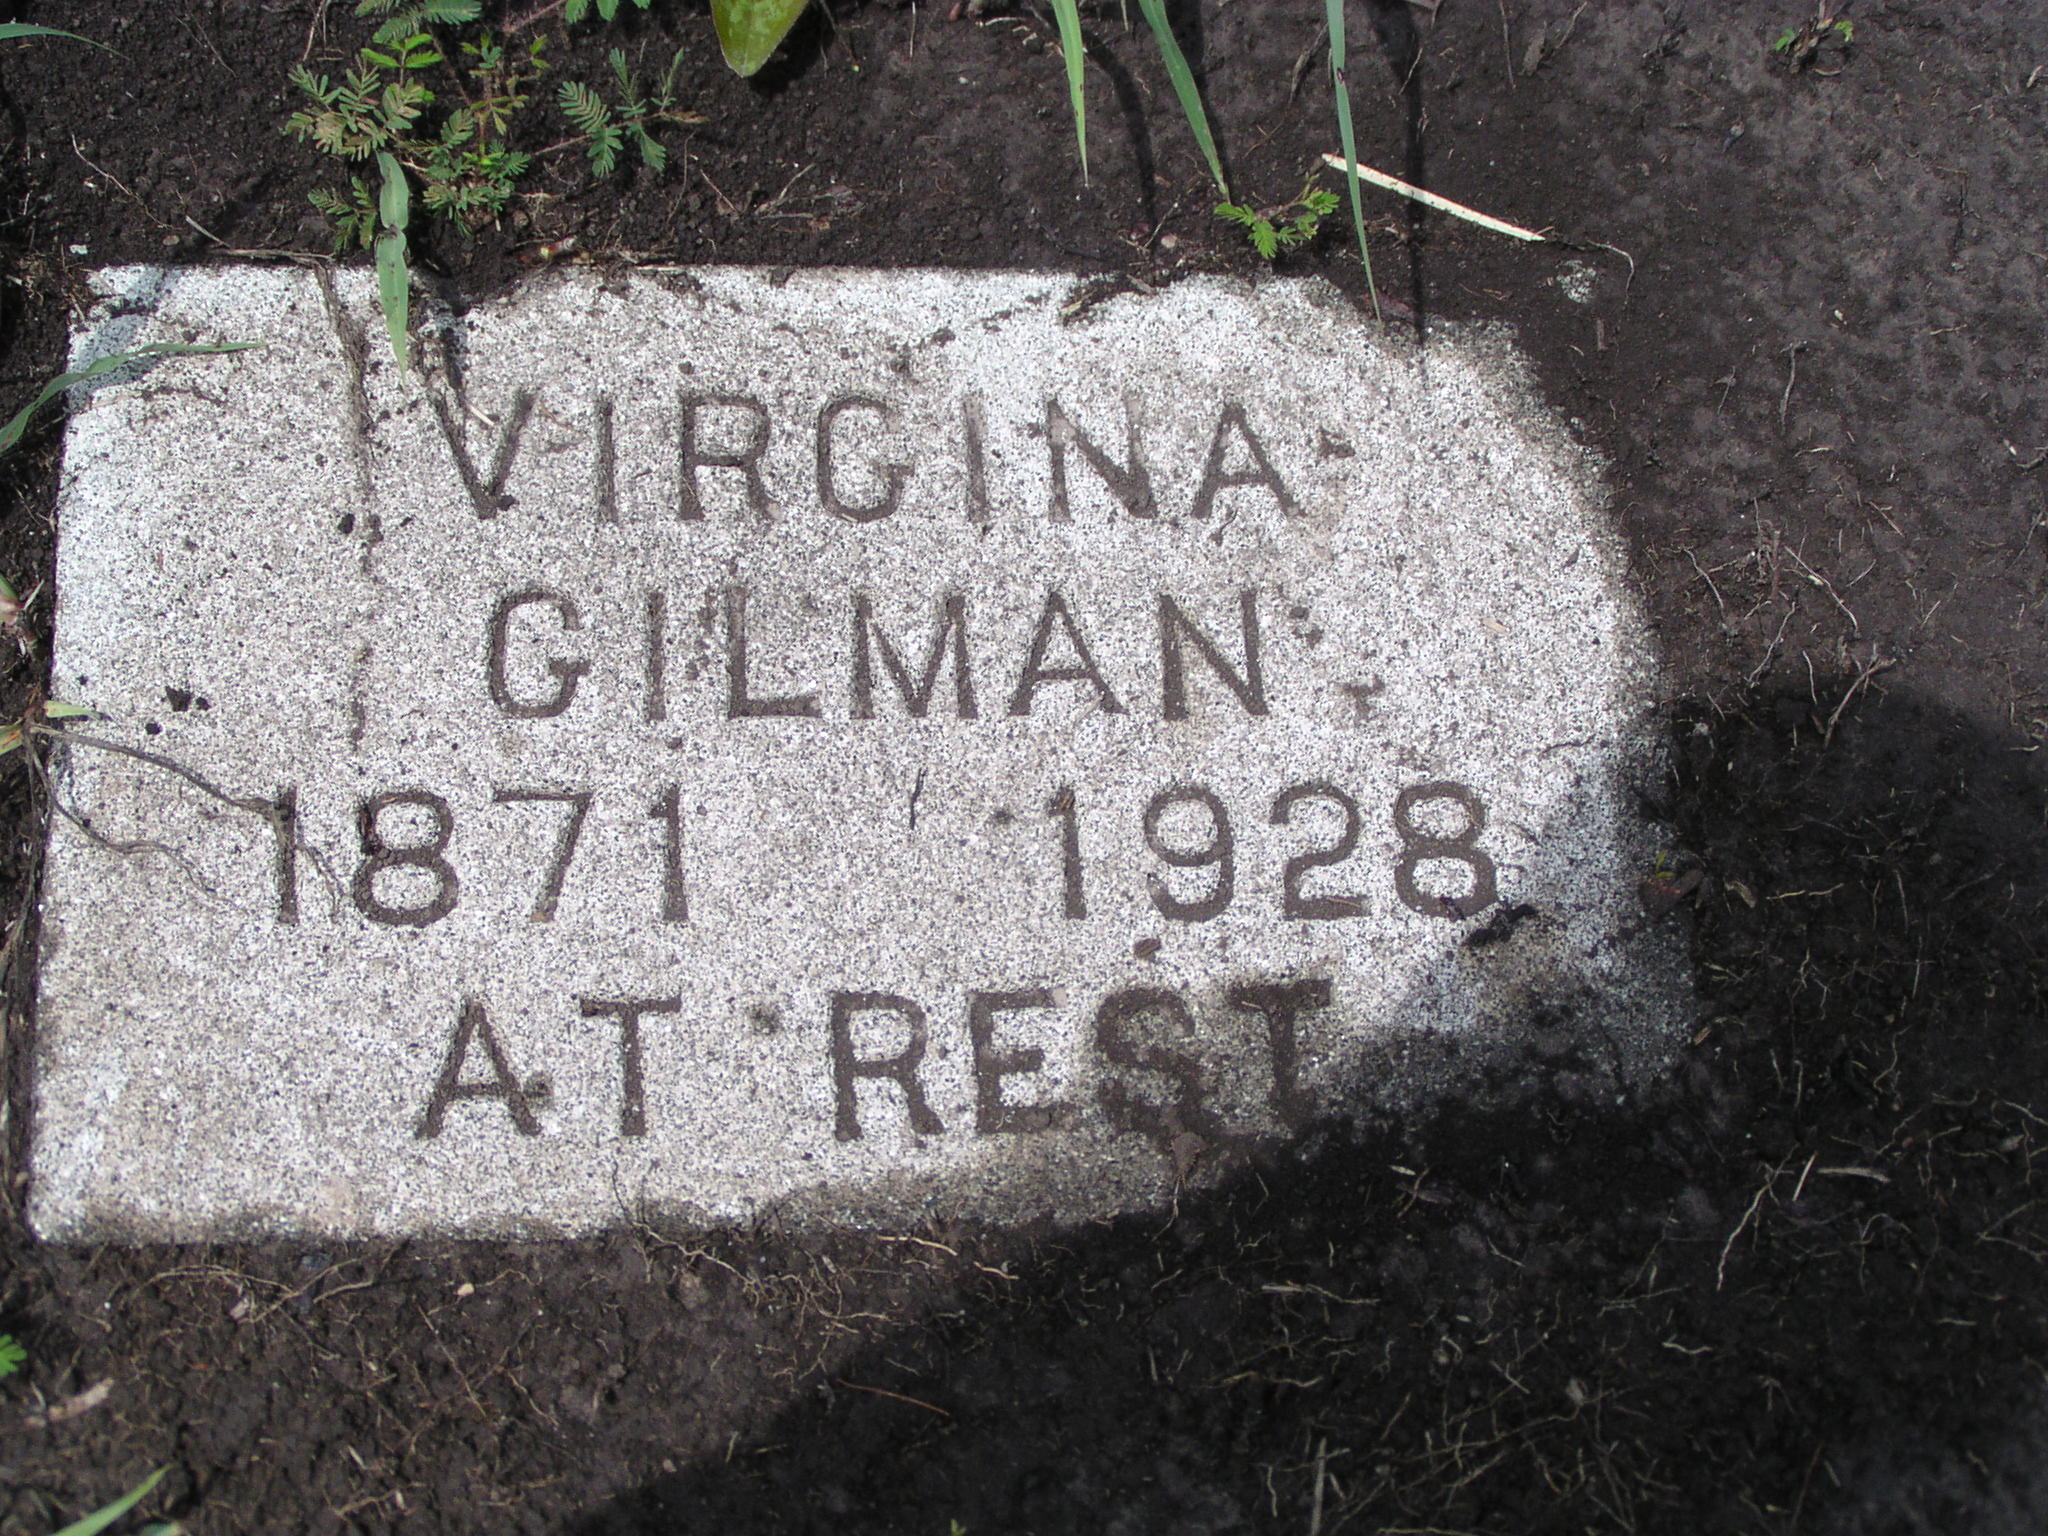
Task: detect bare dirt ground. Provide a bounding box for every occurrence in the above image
[2,1,2046,1531]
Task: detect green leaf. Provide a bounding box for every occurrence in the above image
[53,1468,171,1536]
[631,124,667,173]
[558,78,609,135]
[1325,0,1380,319]
[376,229,411,372]
[1047,0,1088,183]
[374,152,412,371]
[1134,0,1227,199]
[0,22,107,47]
[712,0,811,77]
[0,1332,24,1375]
[376,150,411,233]
[43,702,96,720]
[0,343,258,458]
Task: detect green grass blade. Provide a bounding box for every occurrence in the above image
[1134,0,1227,199]
[1047,0,1089,183]
[0,22,106,47]
[0,344,258,457]
[53,1468,170,1536]
[1324,0,1380,320]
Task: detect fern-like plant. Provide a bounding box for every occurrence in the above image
[360,0,483,42]
[558,78,624,174]
[1217,182,1338,260]
[559,47,695,175]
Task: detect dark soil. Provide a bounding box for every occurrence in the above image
[3,0,2047,1531]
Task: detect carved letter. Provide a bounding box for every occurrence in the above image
[679,392,771,520]
[831,992,945,1142]
[593,391,618,523]
[962,393,991,523]
[817,395,912,523]
[970,989,1063,1134]
[579,996,681,1137]
[852,593,977,718]
[1188,401,1299,519]
[725,586,821,719]
[430,387,537,519]
[1093,987,1219,1147]
[415,998,540,1138]
[1226,978,1331,1130]
[1007,591,1124,716]
[486,587,590,720]
[1047,393,1156,520]
[1159,590,1268,720]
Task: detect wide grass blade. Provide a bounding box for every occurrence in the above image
[1325,0,1380,320]
[1134,0,1227,199]
[712,0,812,77]
[0,344,257,457]
[1048,0,1089,182]
[375,151,412,371]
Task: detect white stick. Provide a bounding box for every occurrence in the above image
[1320,152,1548,242]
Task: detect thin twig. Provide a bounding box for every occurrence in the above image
[1822,648,1896,746]
[837,1381,951,1416]
[1319,153,1546,241]
[1779,342,1806,429]
[1718,1175,1772,1290]
[36,723,345,907]
[1683,547,1727,620]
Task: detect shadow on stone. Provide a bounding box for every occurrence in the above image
[564,679,2048,1536]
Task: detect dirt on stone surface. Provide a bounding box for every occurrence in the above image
[0,0,2045,1531]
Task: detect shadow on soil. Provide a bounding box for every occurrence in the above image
[572,681,2048,1536]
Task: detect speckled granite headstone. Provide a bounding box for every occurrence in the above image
[29,265,1690,1239]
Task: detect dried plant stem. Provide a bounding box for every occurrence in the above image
[1319,152,1546,242]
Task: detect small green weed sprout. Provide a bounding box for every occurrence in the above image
[289,22,546,242]
[289,0,704,365]
[1039,0,1379,314]
[49,1466,178,1536]
[1773,8,1853,68]
[0,1332,25,1376]
[373,151,412,370]
[559,48,699,175]
[0,344,257,457]
[1217,180,1338,260]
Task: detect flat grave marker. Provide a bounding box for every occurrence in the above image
[30,266,1689,1239]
